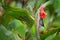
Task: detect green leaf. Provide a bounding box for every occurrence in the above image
[2,15,13,27]
[30,25,36,40]
[51,16,60,28]
[0,24,20,40]
[53,0,60,13]
[40,28,58,40]
[8,19,25,39]
[52,32,60,40]
[3,6,35,27]
[45,33,56,40]
[34,0,43,12]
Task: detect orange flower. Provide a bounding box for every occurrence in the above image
[39,6,47,19]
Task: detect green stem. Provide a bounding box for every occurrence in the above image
[42,1,52,8]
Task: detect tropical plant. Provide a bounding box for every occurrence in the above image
[0,0,60,40]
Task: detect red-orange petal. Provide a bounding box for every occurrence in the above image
[39,6,47,19]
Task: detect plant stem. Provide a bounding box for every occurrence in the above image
[36,10,40,40]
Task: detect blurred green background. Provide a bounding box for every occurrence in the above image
[0,0,60,40]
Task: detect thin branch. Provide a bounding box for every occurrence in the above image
[36,9,40,40]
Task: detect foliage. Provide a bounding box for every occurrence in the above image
[0,0,60,40]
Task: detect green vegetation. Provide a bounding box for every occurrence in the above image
[0,0,60,40]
